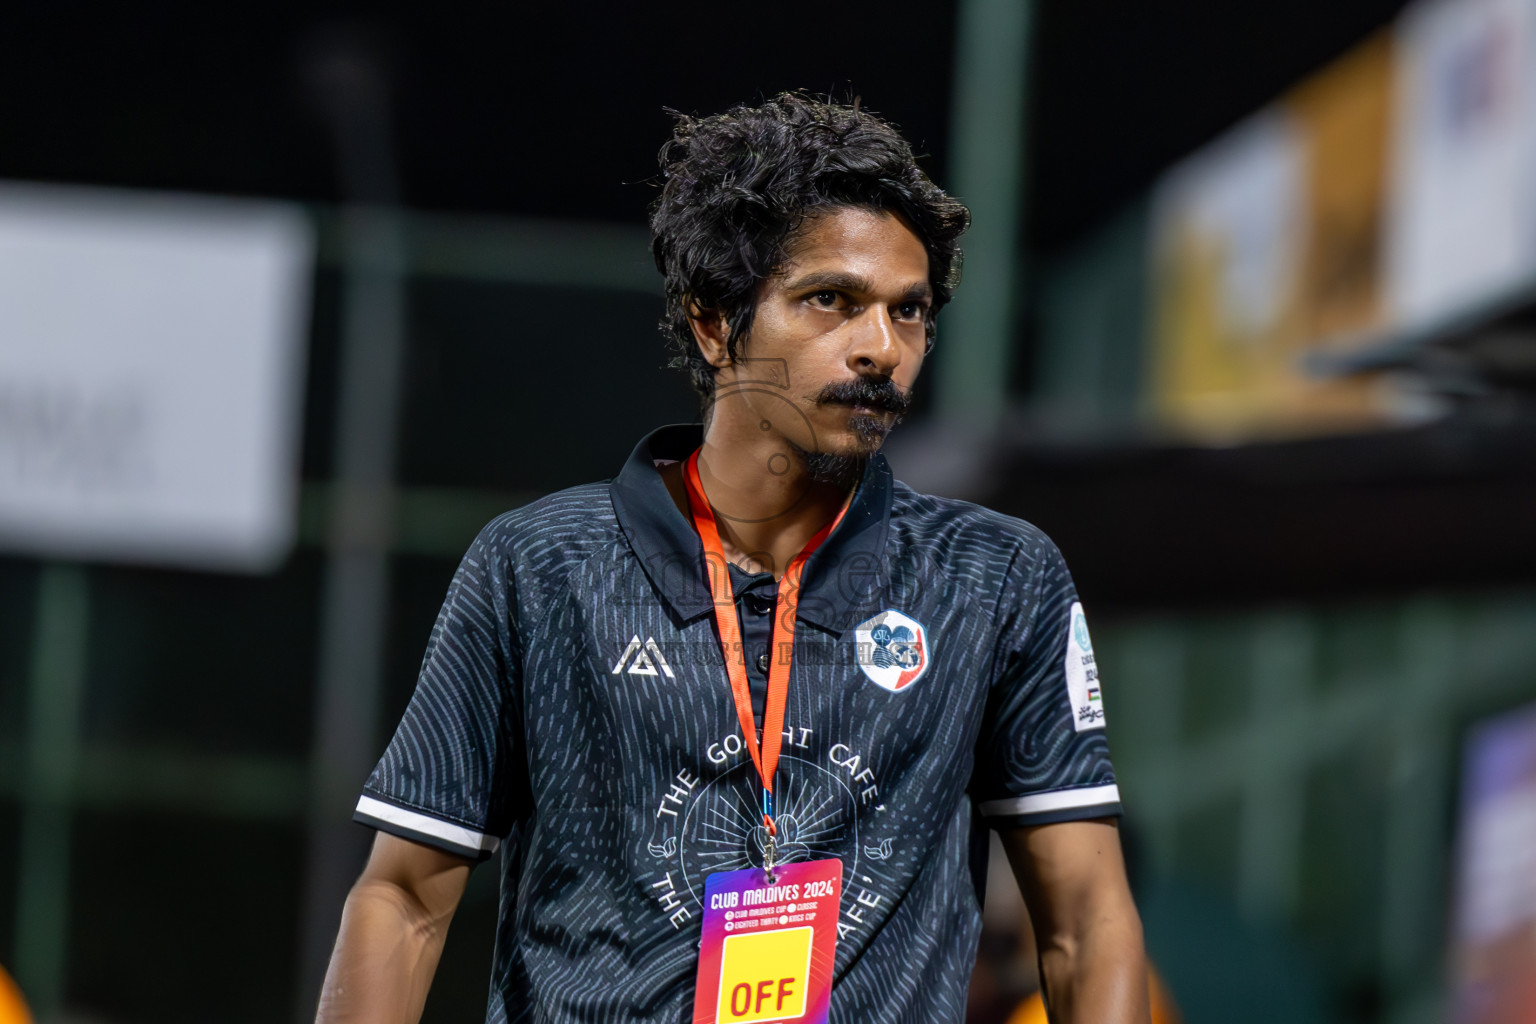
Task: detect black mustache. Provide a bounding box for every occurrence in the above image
[814,378,912,416]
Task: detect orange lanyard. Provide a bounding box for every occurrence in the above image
[683,448,851,850]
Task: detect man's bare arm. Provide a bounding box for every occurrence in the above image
[1000,819,1150,1024]
[314,832,474,1024]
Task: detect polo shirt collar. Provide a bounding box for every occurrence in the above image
[610,424,894,634]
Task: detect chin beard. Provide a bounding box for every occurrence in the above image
[772,377,910,491]
[847,410,896,449]
[785,438,868,491]
[811,378,910,456]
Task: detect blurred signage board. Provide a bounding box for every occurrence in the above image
[1150,0,1536,441]
[1449,701,1536,1023]
[0,182,312,572]
[1293,33,1396,346]
[1151,111,1309,437]
[1386,0,1536,328]
[1150,36,1393,440]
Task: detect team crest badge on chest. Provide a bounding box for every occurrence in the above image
[853,609,930,692]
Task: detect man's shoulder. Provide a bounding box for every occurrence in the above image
[888,478,1061,561]
[467,480,621,572]
[885,479,1076,632]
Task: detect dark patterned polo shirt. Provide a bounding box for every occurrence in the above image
[355,423,1120,1023]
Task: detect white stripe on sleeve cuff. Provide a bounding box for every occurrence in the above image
[978,783,1121,819]
[355,795,501,855]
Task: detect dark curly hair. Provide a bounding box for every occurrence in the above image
[649,92,971,403]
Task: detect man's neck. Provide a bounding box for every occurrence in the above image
[660,424,857,582]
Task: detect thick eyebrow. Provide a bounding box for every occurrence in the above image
[900,281,935,304]
[783,271,933,303]
[783,270,875,293]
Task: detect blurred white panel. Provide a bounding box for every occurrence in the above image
[0,182,313,572]
[1154,109,1306,339]
[1386,0,1536,327]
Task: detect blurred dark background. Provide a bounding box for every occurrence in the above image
[4,2,1536,1023]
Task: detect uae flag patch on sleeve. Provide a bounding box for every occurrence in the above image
[1064,602,1105,731]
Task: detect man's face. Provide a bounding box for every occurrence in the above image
[712,206,932,460]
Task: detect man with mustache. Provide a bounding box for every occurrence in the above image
[317,93,1149,1024]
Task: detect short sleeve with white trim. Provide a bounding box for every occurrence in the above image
[354,517,529,861]
[971,536,1121,827]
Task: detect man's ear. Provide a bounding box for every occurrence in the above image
[687,302,733,370]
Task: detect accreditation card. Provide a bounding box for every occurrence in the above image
[692,858,842,1024]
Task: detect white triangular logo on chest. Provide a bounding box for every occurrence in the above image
[612,635,676,678]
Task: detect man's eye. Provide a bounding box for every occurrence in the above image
[811,290,840,307]
[896,302,926,320]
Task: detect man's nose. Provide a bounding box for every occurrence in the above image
[846,305,902,377]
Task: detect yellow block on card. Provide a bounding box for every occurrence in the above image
[716,926,812,1022]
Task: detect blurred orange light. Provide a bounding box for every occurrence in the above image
[0,966,32,1024]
